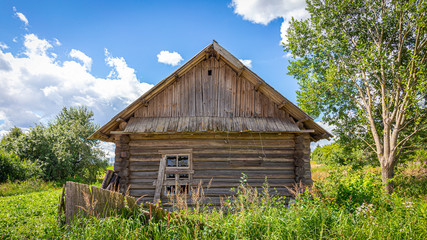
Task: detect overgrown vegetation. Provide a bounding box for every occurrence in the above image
[1,159,426,239]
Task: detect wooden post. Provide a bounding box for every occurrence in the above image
[153,156,167,203]
[101,170,114,189]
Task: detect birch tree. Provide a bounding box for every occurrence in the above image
[285,0,426,193]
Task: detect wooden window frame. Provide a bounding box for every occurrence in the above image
[158,149,193,196]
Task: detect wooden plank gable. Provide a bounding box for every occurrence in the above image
[134,57,288,119]
[89,41,332,141]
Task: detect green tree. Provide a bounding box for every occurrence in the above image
[285,0,426,192]
[1,107,107,182]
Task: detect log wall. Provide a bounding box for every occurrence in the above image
[116,133,312,205]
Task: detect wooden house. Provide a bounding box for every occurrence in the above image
[90,41,331,205]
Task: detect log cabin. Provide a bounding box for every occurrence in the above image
[89,41,331,205]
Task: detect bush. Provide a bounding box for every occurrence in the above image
[0,150,41,183]
[311,142,375,169]
[311,165,385,211]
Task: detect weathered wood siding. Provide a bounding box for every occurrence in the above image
[123,133,311,204]
[134,57,289,119]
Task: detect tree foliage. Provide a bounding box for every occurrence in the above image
[0,149,41,183]
[311,143,372,169]
[285,0,426,192]
[1,106,107,182]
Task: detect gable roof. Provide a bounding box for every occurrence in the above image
[89,41,332,142]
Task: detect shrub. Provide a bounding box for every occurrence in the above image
[0,150,41,183]
[313,165,384,211]
[311,142,371,169]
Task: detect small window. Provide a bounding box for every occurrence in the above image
[179,174,189,179]
[166,185,189,195]
[208,70,212,76]
[162,152,192,196]
[166,155,189,168]
[178,156,188,167]
[166,174,175,179]
[167,156,177,167]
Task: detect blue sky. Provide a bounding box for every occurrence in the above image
[0,0,330,153]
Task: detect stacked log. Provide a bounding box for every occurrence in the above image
[114,135,130,193]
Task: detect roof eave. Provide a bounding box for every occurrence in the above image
[90,40,333,141]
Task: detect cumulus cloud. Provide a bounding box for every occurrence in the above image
[0,33,153,135]
[157,50,183,66]
[69,49,92,70]
[239,59,252,68]
[13,7,29,26]
[24,33,52,57]
[230,0,308,44]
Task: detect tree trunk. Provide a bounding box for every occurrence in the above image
[380,157,395,194]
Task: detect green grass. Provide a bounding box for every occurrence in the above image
[1,163,426,239]
[107,164,114,171]
[0,179,55,197]
[0,187,62,239]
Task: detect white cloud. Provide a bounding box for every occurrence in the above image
[13,7,29,26]
[0,33,153,137]
[157,50,183,66]
[239,59,252,68]
[284,52,294,58]
[231,0,308,44]
[70,49,92,70]
[98,142,115,159]
[24,33,52,58]
[53,38,61,46]
[0,42,9,49]
[310,121,335,150]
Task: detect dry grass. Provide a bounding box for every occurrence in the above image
[311,162,329,182]
[167,178,212,212]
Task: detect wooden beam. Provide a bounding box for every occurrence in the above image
[255,80,263,91]
[153,156,166,203]
[278,99,289,109]
[98,132,110,139]
[174,73,180,82]
[141,99,149,107]
[296,117,310,129]
[296,117,310,125]
[237,67,245,77]
[313,133,330,140]
[110,131,131,135]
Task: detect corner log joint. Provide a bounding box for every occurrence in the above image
[116,118,128,131]
[114,135,130,194]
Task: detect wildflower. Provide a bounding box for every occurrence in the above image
[402,201,413,209]
[355,203,375,216]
